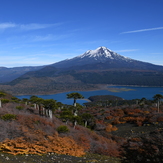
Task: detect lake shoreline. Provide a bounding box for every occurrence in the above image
[15,84,163,96]
[16,85,163,105]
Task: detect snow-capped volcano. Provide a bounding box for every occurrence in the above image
[52,46,134,69]
[78,46,114,58]
[77,46,131,61]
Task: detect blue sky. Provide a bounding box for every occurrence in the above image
[0,0,163,67]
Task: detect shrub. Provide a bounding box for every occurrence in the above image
[16,106,24,110]
[11,97,20,103]
[1,114,16,121]
[1,99,10,104]
[57,125,69,133]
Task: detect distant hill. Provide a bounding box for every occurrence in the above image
[1,46,163,95]
[0,66,44,83]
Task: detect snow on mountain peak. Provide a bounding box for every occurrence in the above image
[79,47,110,58]
[77,46,128,60]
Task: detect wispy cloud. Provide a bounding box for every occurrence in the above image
[121,27,163,34]
[0,23,16,29]
[0,22,62,31]
[20,23,62,30]
[32,34,70,42]
[32,34,55,42]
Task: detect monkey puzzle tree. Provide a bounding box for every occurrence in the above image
[67,92,84,128]
[153,94,163,113]
[81,113,94,128]
[29,96,44,115]
[60,110,73,124]
[66,92,84,107]
[43,99,56,118]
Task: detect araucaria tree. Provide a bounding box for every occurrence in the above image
[67,92,84,128]
[67,92,84,107]
[153,94,163,113]
[81,113,94,127]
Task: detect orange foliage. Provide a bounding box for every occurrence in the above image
[133,109,142,114]
[0,135,85,157]
[105,115,113,120]
[112,117,121,125]
[106,124,118,132]
[143,111,150,114]
[122,116,145,126]
[122,116,135,122]
[77,134,90,151]
[131,138,141,142]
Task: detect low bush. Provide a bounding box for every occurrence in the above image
[1,99,10,104]
[16,106,24,110]
[1,114,17,121]
[57,125,69,133]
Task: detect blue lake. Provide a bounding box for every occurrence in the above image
[16,86,163,105]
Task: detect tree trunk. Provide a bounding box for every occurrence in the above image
[158,100,160,113]
[66,119,68,125]
[34,103,37,109]
[42,107,45,116]
[74,120,77,129]
[49,110,52,119]
[74,110,78,116]
[85,120,88,127]
[73,99,76,107]
[46,109,49,117]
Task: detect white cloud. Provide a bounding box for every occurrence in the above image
[20,23,61,30]
[0,22,62,31]
[121,27,163,34]
[32,34,70,42]
[0,23,16,29]
[32,34,54,42]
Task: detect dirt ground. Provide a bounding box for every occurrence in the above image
[0,153,121,163]
[111,122,163,138]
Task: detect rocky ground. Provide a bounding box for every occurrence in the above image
[111,122,163,138]
[0,153,121,163]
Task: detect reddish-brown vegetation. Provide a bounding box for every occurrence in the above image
[0,135,85,156]
[1,92,163,162]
